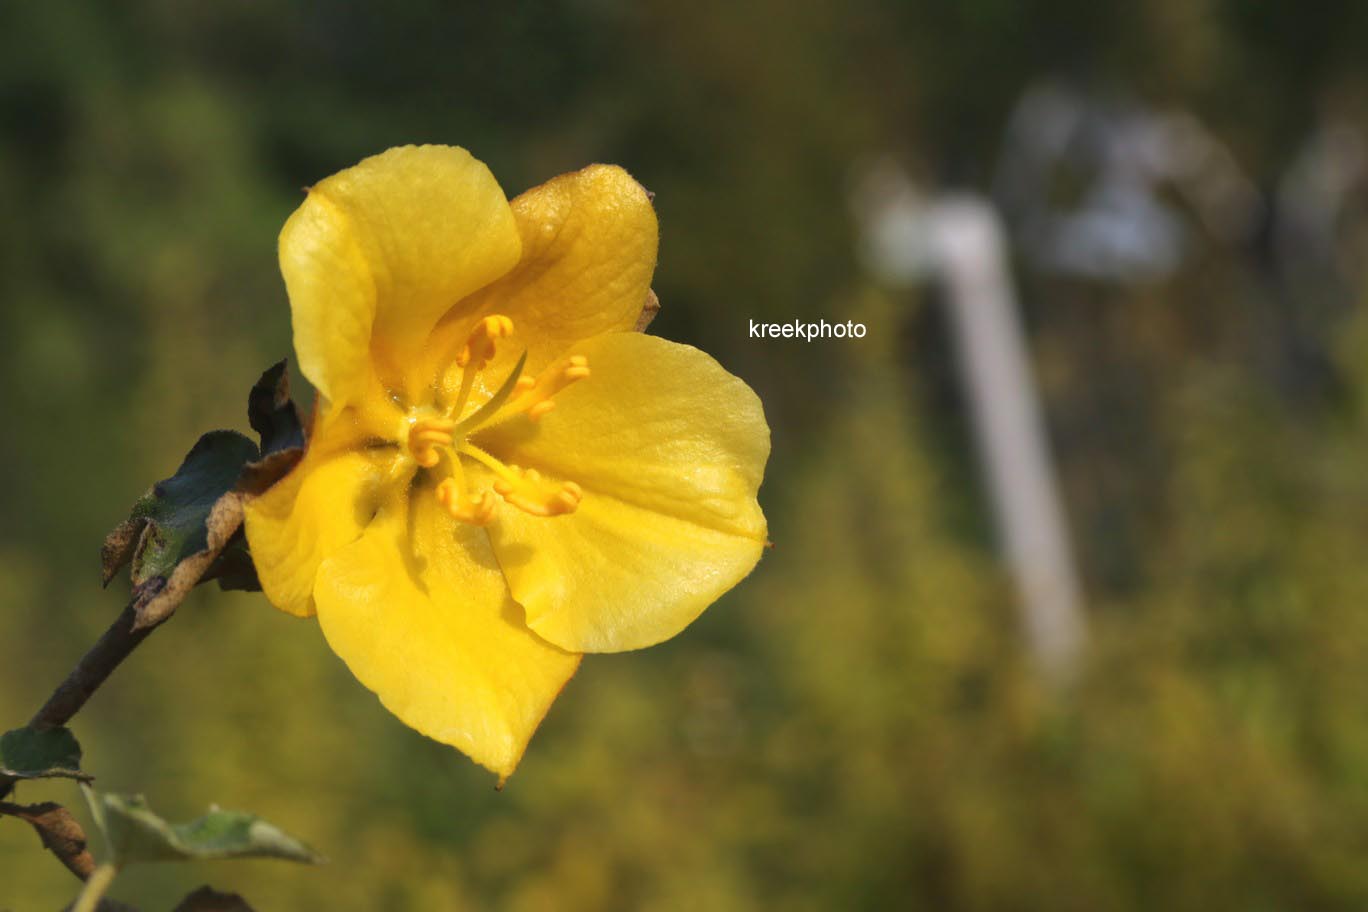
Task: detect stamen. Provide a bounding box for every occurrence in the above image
[456,314,514,370]
[493,354,590,425]
[435,478,497,526]
[449,351,528,436]
[491,466,583,517]
[444,315,515,420]
[412,321,594,525]
[458,444,583,518]
[407,417,455,468]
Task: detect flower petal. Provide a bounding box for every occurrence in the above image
[312,489,580,781]
[429,164,658,385]
[243,446,393,618]
[474,333,769,652]
[281,145,522,405]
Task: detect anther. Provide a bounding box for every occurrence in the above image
[553,482,584,513]
[490,465,582,517]
[456,314,515,370]
[408,417,455,468]
[435,479,497,526]
[502,354,590,423]
[564,355,591,380]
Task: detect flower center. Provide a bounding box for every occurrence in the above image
[403,314,589,526]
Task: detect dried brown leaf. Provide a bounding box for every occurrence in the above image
[634,288,661,332]
[0,800,95,881]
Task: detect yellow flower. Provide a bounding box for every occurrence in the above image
[243,146,769,781]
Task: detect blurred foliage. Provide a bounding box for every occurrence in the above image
[4,1,1368,909]
[96,792,320,866]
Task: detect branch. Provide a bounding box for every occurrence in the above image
[30,602,167,732]
[0,603,167,802]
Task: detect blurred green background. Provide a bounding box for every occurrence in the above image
[6,1,1368,909]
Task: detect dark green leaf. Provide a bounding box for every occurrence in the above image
[213,362,307,593]
[0,726,90,783]
[100,431,259,629]
[99,362,306,628]
[247,360,305,457]
[102,794,322,866]
[201,531,261,593]
[127,431,261,586]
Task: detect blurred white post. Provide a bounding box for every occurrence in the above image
[928,197,1086,680]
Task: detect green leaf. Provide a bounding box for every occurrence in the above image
[100,431,259,629]
[100,361,306,629]
[129,431,262,586]
[101,794,322,866]
[0,726,90,783]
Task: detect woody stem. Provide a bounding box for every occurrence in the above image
[0,602,167,801]
[30,600,168,730]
